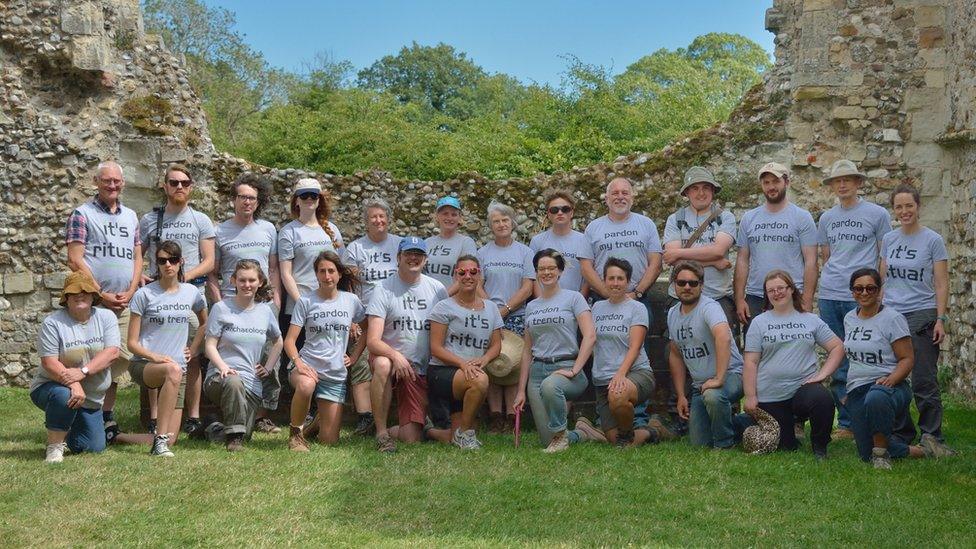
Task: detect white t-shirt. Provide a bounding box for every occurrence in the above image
[477,241,535,317]
[591,298,650,385]
[214,218,278,297]
[667,296,744,387]
[816,199,890,301]
[278,220,344,314]
[525,289,590,360]
[366,274,448,374]
[129,282,206,369]
[737,203,817,297]
[291,291,365,383]
[844,306,911,392]
[139,206,216,278]
[744,310,836,402]
[529,229,594,292]
[424,233,478,288]
[881,227,948,314]
[428,298,504,367]
[205,300,281,397]
[585,213,662,293]
[343,234,402,307]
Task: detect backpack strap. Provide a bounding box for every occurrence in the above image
[683,207,724,249]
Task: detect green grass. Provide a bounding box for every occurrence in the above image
[2,387,975,547]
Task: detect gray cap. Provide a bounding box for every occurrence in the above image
[823,159,867,184]
[680,166,721,195]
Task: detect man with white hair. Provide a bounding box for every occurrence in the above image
[65,160,143,442]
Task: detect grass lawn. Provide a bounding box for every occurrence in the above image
[2,387,975,547]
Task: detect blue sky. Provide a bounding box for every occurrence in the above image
[204,1,775,87]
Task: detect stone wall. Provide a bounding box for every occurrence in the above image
[1,0,974,398]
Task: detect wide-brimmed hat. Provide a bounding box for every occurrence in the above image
[293,178,321,195]
[823,159,867,184]
[59,271,101,307]
[742,407,780,455]
[680,166,722,195]
[757,162,790,180]
[485,329,523,385]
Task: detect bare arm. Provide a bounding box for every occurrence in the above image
[805,336,845,384]
[279,259,301,303]
[40,344,119,386]
[512,329,534,411]
[801,245,818,312]
[580,259,608,299]
[734,246,750,323]
[933,259,948,342]
[205,335,234,376]
[184,238,215,281]
[348,321,368,364]
[819,244,831,266]
[505,278,534,316]
[269,255,282,310]
[188,308,208,358]
[706,322,732,387]
[127,313,173,365]
[263,337,284,376]
[572,311,596,374]
[668,342,690,419]
[742,350,760,413]
[877,337,914,387]
[634,252,662,294]
[662,234,734,265]
[430,321,466,368]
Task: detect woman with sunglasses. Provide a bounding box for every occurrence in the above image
[427,255,502,449]
[742,270,844,459]
[843,268,930,468]
[529,189,595,295]
[204,259,284,451]
[123,241,207,457]
[424,196,477,295]
[284,251,365,451]
[513,249,595,453]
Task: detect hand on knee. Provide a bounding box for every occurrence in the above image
[701,388,728,409]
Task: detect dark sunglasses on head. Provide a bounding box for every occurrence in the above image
[166,178,193,188]
[548,205,573,215]
[156,256,182,265]
[297,192,319,201]
[675,279,701,288]
[852,285,879,294]
[455,267,481,277]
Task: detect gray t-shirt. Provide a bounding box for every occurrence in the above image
[529,229,594,292]
[205,300,281,397]
[745,310,836,402]
[139,206,216,278]
[844,307,911,392]
[817,199,891,301]
[291,291,365,383]
[525,289,590,360]
[477,241,536,316]
[424,233,478,288]
[343,234,402,307]
[667,296,744,387]
[591,298,651,385]
[278,219,344,314]
[737,203,817,297]
[663,207,737,299]
[71,200,140,294]
[32,308,120,409]
[214,218,278,297]
[881,227,949,314]
[585,213,663,293]
[129,282,206,369]
[366,274,448,374]
[428,298,504,367]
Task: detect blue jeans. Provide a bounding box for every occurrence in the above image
[527,359,589,445]
[689,373,744,448]
[30,382,106,453]
[846,381,912,461]
[818,298,857,429]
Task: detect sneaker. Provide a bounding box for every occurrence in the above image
[648,417,676,442]
[376,432,397,454]
[104,421,120,446]
[288,426,310,452]
[832,428,854,441]
[615,430,635,449]
[813,446,828,461]
[353,412,375,436]
[574,417,607,443]
[183,417,203,438]
[543,432,570,453]
[871,447,892,470]
[150,434,175,457]
[45,442,67,463]
[452,428,481,450]
[204,421,226,443]
[488,412,506,434]
[920,434,955,458]
[147,418,158,435]
[225,433,244,452]
[254,417,281,434]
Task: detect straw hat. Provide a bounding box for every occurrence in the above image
[485,329,523,386]
[59,271,101,307]
[742,407,780,455]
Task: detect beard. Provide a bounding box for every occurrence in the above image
[765,189,786,204]
[678,293,701,305]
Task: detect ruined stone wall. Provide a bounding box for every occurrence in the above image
[1,0,974,397]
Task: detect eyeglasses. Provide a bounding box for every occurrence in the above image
[455,268,481,277]
[98,177,123,185]
[236,194,258,202]
[297,192,319,201]
[766,285,790,295]
[852,285,879,295]
[675,279,701,288]
[156,256,181,265]
[166,178,193,188]
[548,205,573,215]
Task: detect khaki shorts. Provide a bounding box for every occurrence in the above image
[348,350,372,385]
[595,368,655,432]
[109,307,133,381]
[128,358,187,409]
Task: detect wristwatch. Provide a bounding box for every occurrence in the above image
[634,290,644,300]
[938,314,949,323]
[81,366,90,377]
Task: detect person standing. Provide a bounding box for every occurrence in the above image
[734,162,818,333]
[880,184,953,456]
[529,189,595,295]
[816,159,891,440]
[65,160,142,443]
[424,196,478,294]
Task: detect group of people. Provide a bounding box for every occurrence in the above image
[31,157,954,469]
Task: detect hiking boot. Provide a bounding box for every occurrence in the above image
[648,417,676,441]
[452,429,481,450]
[254,417,281,434]
[615,430,635,449]
[302,413,320,440]
[376,432,397,454]
[871,447,892,470]
[204,421,226,443]
[147,418,158,435]
[505,414,516,432]
[574,417,607,443]
[832,428,854,441]
[288,426,310,452]
[353,412,375,436]
[104,421,120,446]
[813,446,828,461]
[920,434,955,458]
[488,412,506,434]
[225,433,244,452]
[45,442,67,464]
[183,417,203,438]
[150,434,175,457]
[543,431,569,453]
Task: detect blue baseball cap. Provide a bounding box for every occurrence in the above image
[435,196,462,211]
[398,236,427,254]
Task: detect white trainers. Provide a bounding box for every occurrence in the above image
[150,434,175,457]
[45,442,67,463]
[870,447,892,470]
[452,428,481,450]
[543,432,570,453]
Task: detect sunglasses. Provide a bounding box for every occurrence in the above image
[156,256,182,265]
[675,279,701,288]
[297,192,319,201]
[455,267,481,277]
[166,178,193,188]
[852,285,879,295]
[548,205,573,215]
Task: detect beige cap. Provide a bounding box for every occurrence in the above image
[758,162,790,180]
[485,329,523,385]
[680,166,721,195]
[823,159,867,184]
[293,178,321,195]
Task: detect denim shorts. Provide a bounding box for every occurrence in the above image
[314,378,348,404]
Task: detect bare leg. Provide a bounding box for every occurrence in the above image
[503,384,518,415]
[148,388,158,423]
[351,382,371,414]
[370,357,394,438]
[316,400,344,445]
[184,357,202,419]
[102,383,118,414]
[289,369,316,428]
[487,383,503,414]
[46,430,69,444]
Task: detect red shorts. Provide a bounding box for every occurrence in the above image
[395,374,428,426]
